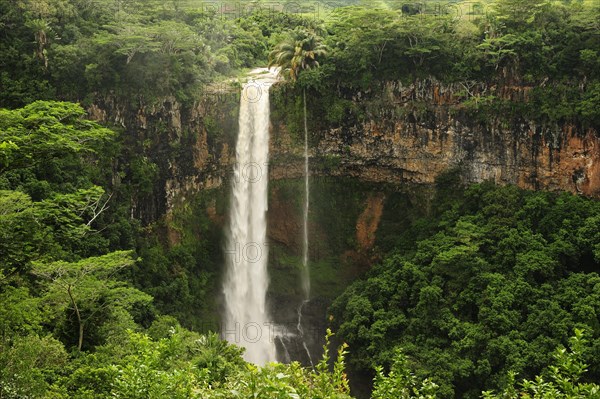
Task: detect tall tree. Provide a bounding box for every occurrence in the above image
[32,251,152,350]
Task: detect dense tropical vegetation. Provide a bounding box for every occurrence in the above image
[1,0,599,397]
[331,177,600,397]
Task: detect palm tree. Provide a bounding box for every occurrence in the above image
[268,27,328,83]
[268,28,327,302]
[267,27,327,150]
[26,19,55,69]
[267,26,328,164]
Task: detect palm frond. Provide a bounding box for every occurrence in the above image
[267,27,329,82]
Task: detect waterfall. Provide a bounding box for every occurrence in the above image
[222,68,279,365]
[297,299,314,367]
[296,88,314,366]
[301,89,310,299]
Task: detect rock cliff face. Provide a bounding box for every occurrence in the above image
[88,92,239,224]
[316,113,599,196]
[272,80,599,198]
[88,80,599,227]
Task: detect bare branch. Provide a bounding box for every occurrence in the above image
[86,193,112,227]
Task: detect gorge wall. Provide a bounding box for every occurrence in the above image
[86,80,599,352]
[87,92,239,224]
[88,79,599,226]
[271,80,599,199]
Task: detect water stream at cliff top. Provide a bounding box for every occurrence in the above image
[222,68,279,365]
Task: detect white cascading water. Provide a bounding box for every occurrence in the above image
[222,68,279,365]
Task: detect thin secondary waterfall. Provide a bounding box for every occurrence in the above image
[301,89,310,299]
[222,68,278,365]
[297,88,313,366]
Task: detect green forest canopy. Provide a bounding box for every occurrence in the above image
[1,0,598,126]
[1,101,599,397]
[1,0,599,397]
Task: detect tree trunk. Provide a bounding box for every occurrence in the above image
[303,88,308,150]
[67,284,84,351]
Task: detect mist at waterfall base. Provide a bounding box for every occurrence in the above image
[221,68,317,366]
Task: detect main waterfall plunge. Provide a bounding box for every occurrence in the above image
[222,68,279,365]
[222,68,314,366]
